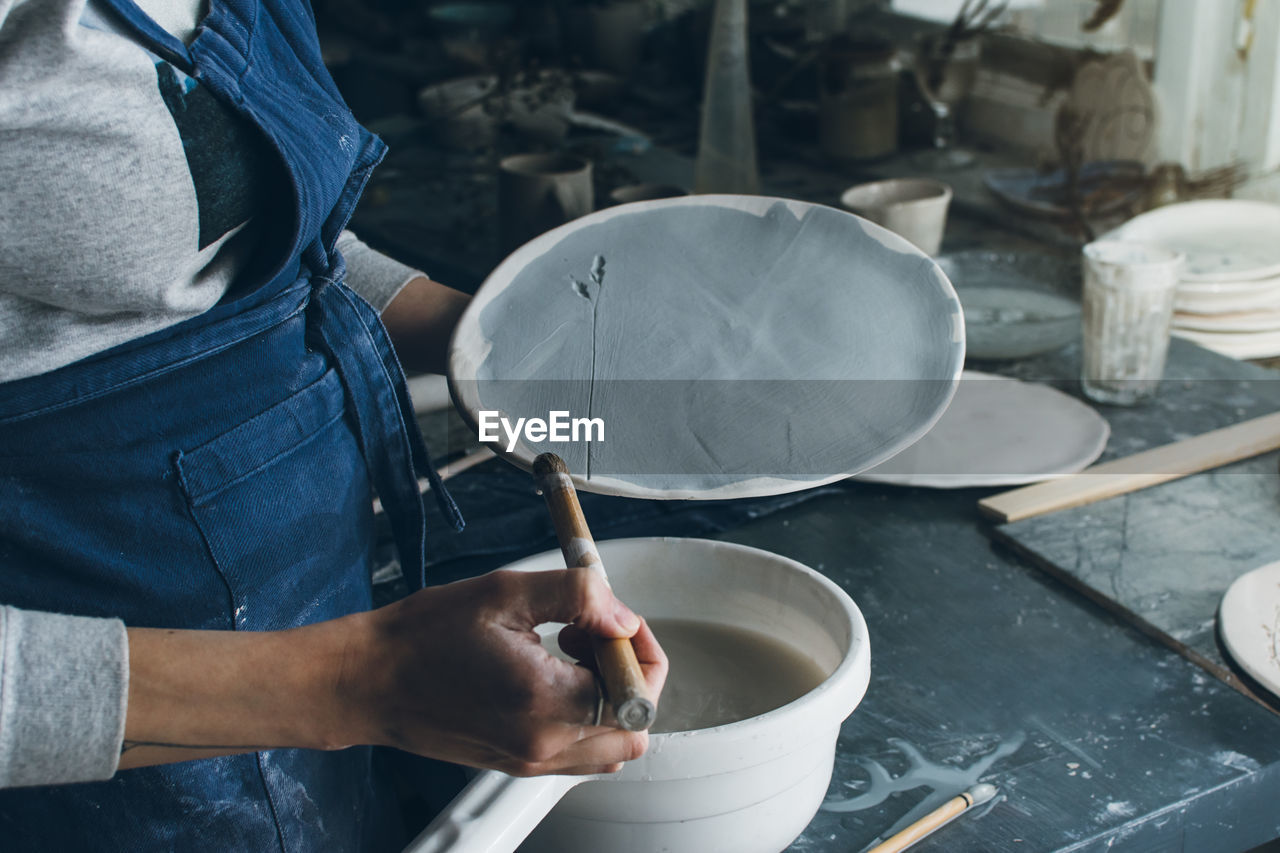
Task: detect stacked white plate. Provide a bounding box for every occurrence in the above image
[1104,200,1280,360]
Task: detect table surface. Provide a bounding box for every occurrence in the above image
[354,121,1280,852]
[986,322,1280,714]
[717,364,1280,853]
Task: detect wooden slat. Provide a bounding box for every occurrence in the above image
[978,409,1280,523]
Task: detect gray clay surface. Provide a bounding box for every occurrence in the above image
[461,198,964,497]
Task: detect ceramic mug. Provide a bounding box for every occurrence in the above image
[839,178,952,256]
[498,152,594,255]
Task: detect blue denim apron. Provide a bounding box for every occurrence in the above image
[0,0,461,848]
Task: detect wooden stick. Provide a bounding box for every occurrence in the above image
[437,446,497,481]
[979,409,1280,523]
[865,784,996,853]
[532,453,656,732]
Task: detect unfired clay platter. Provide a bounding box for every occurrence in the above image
[1105,200,1280,282]
[854,371,1109,488]
[1219,560,1280,701]
[449,195,965,499]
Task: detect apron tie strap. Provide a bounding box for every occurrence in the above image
[307,243,464,589]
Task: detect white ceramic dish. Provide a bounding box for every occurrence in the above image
[1172,327,1280,360]
[1103,200,1280,282]
[406,537,872,853]
[448,195,965,500]
[959,287,1079,360]
[935,250,1080,361]
[1175,283,1280,316]
[1219,559,1280,701]
[1173,306,1280,334]
[1175,270,1280,297]
[854,371,1109,488]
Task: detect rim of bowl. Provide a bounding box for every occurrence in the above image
[502,537,872,753]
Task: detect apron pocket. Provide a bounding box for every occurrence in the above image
[175,368,376,631]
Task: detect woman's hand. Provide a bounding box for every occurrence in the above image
[338,567,668,776]
[120,568,666,776]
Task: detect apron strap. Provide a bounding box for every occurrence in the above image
[307,243,464,590]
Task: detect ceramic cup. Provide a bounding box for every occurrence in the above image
[839,178,952,255]
[607,183,689,205]
[498,152,594,255]
[1081,240,1185,406]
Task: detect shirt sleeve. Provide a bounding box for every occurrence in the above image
[0,606,128,788]
[337,230,424,313]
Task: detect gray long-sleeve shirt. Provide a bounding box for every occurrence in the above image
[0,0,422,786]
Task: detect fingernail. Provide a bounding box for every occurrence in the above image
[614,603,641,632]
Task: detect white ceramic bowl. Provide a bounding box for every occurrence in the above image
[934,250,1081,361]
[408,537,871,853]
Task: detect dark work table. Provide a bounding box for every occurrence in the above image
[354,121,1280,851]
[720,347,1280,852]
[404,341,1280,853]
[726,483,1280,853]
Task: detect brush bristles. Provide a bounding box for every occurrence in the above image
[533,453,568,477]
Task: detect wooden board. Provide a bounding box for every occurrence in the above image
[979,410,1280,523]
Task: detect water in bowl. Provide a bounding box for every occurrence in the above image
[647,618,829,734]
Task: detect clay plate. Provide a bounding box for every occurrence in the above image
[1219,560,1280,701]
[936,250,1080,361]
[449,195,965,499]
[855,371,1109,488]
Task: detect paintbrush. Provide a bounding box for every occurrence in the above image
[532,453,656,732]
[864,783,997,853]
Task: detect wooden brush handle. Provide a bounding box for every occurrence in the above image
[533,454,656,732]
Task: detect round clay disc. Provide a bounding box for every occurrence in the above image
[449,195,965,499]
[855,371,1109,488]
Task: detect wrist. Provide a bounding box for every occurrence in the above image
[292,610,384,752]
